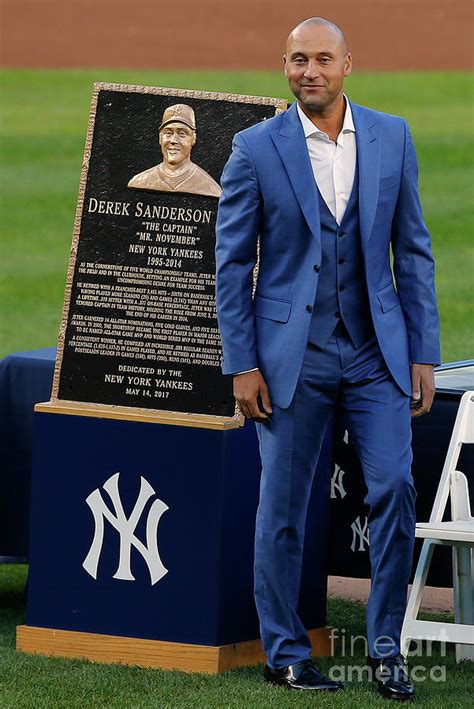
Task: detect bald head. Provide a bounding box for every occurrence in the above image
[283,17,352,117]
[286,17,347,55]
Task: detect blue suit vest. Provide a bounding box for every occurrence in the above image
[308,162,375,349]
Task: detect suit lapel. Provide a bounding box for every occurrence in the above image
[351,102,381,249]
[271,103,321,242]
[271,101,382,248]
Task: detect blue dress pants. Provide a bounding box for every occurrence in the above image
[254,328,416,668]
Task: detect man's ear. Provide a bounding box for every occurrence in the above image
[192,132,197,147]
[283,54,288,77]
[344,52,353,77]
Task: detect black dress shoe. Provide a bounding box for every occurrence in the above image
[368,653,415,701]
[264,659,343,691]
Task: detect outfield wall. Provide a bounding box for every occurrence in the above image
[1,0,473,71]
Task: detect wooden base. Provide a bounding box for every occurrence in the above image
[17,625,333,673]
[35,400,244,430]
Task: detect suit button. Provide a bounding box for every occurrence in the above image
[338,230,346,238]
[335,311,341,318]
[306,305,313,313]
[339,285,345,291]
[338,258,346,265]
[313,264,320,272]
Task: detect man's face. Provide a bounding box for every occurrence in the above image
[159,122,196,166]
[283,24,352,113]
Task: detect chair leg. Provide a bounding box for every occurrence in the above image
[401,539,435,656]
[454,545,474,662]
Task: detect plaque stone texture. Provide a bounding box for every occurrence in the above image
[52,84,286,421]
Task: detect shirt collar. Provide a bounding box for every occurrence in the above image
[296,96,355,139]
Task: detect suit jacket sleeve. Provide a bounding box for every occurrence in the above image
[215,133,261,375]
[391,120,441,365]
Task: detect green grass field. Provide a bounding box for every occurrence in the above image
[0,69,473,361]
[1,564,472,709]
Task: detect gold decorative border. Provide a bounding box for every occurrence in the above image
[51,83,101,399]
[51,83,288,423]
[90,81,288,109]
[35,401,244,430]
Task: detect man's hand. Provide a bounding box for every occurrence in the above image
[233,369,273,422]
[410,363,435,417]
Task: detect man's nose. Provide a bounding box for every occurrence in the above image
[304,60,319,79]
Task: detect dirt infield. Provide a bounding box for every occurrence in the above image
[329,577,452,613]
[1,0,472,71]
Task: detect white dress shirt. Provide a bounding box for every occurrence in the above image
[297,98,356,225]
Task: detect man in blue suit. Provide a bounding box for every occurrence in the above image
[215,17,440,700]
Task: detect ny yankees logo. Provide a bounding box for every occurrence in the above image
[350,515,369,552]
[83,472,168,585]
[331,464,347,499]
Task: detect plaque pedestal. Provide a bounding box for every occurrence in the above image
[17,406,333,673]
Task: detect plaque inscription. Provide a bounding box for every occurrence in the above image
[52,84,287,421]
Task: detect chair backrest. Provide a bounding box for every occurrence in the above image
[451,471,473,522]
[464,394,474,444]
[429,391,474,524]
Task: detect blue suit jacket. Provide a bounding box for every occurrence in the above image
[215,101,440,409]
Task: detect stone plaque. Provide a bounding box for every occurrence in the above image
[51,83,287,423]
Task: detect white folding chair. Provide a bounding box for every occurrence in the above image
[401,390,474,662]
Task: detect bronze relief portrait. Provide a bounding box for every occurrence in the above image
[128,104,222,198]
